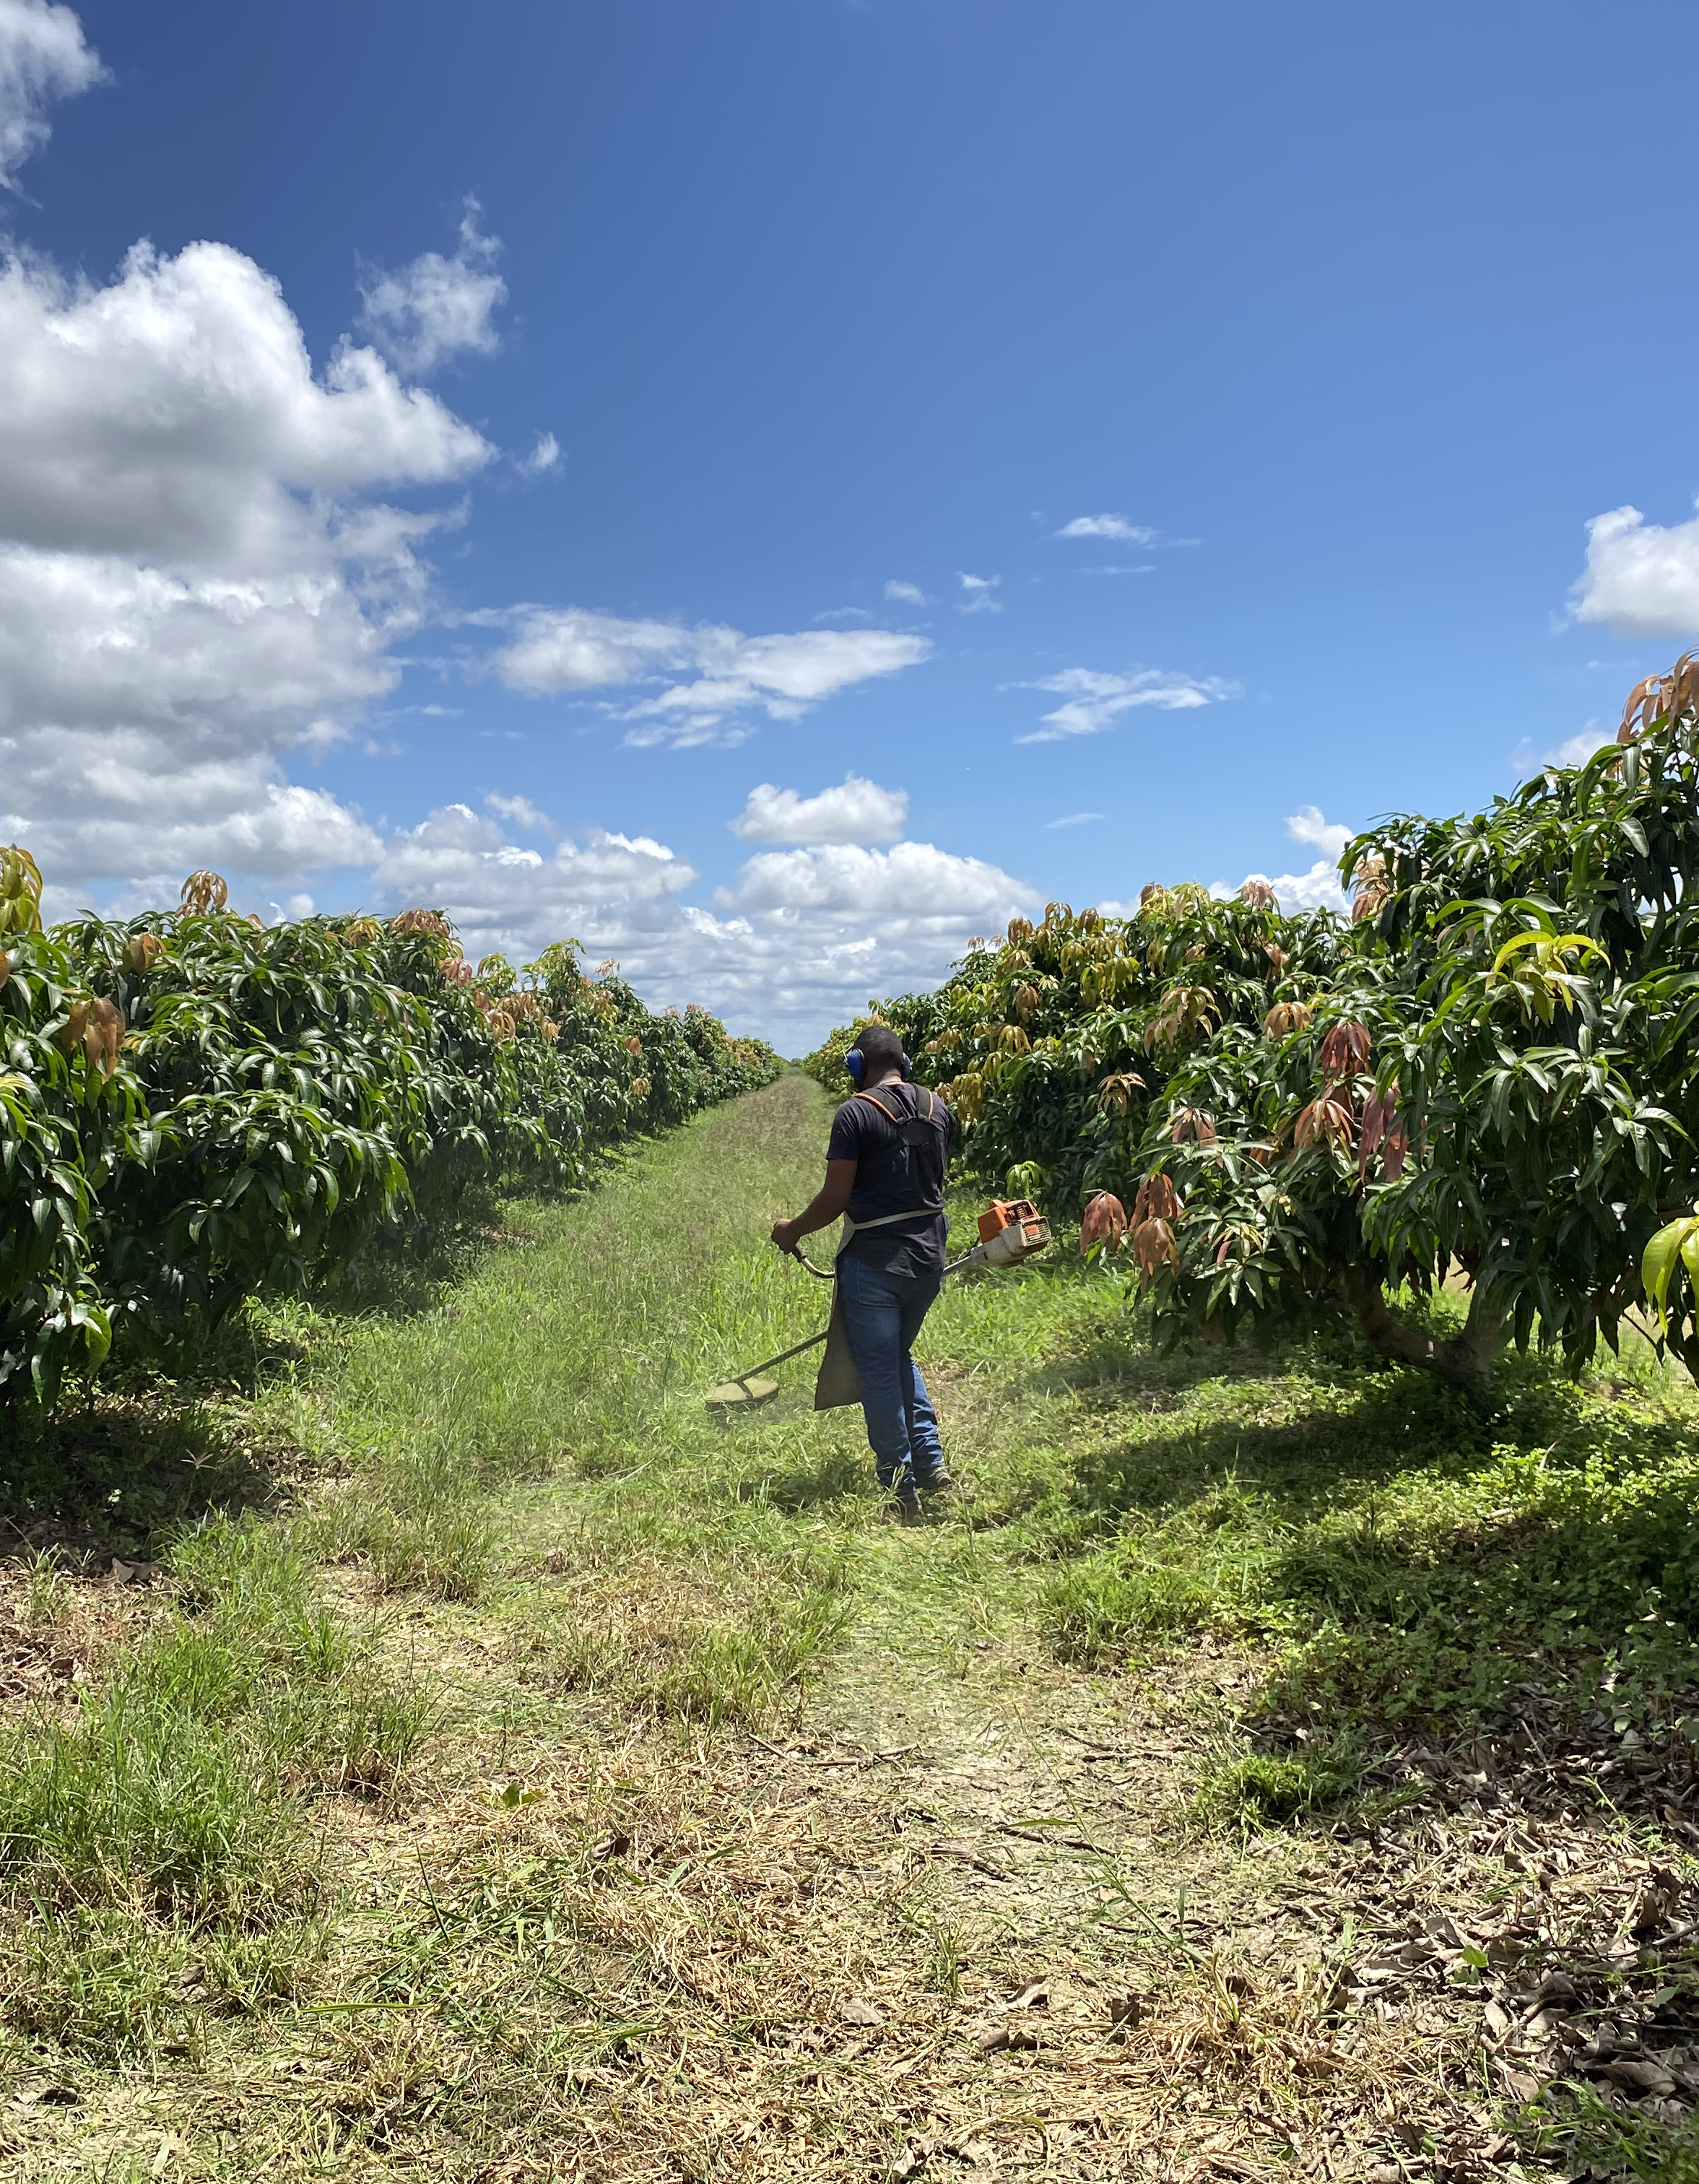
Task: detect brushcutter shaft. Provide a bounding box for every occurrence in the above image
[709,1205,1051,1406]
[724,1326,830,1383]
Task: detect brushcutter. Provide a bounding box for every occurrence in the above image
[704,1199,1051,1412]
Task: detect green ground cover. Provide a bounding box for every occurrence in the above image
[3,1072,1698,2179]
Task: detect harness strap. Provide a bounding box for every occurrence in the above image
[852,1083,937,1124]
[840,1206,931,1239]
[838,1081,944,1258]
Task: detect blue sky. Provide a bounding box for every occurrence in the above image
[6,0,1699,1044]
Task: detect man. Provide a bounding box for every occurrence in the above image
[770,1024,955,1522]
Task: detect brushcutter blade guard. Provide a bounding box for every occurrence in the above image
[705,1375,780,1411]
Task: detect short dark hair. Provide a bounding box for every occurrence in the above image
[853,1023,907,1075]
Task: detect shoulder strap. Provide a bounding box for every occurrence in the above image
[854,1083,941,1125]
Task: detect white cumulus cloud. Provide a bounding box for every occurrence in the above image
[1216,810,1355,917]
[489,608,930,748]
[1018,666,1238,742]
[1285,804,1352,860]
[731,775,908,846]
[358,201,506,377]
[0,231,491,890]
[1054,514,1156,544]
[373,805,695,955]
[1570,501,1699,638]
[1234,861,1350,916]
[368,797,1039,1051]
[1547,726,1615,767]
[0,242,487,571]
[1220,807,1355,916]
[0,0,103,188]
[718,841,1024,919]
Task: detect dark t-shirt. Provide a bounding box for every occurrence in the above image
[826,1083,954,1280]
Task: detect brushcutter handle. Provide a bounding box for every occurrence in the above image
[790,1246,836,1281]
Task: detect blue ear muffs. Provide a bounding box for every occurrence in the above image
[846,1045,911,1083]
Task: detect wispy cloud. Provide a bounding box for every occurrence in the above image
[1045,810,1104,828]
[0,0,105,188]
[485,791,555,834]
[1509,722,1617,776]
[1082,564,1156,577]
[1017,667,1238,742]
[884,578,927,604]
[1054,514,1157,544]
[957,571,1002,616]
[519,430,561,477]
[488,607,931,748]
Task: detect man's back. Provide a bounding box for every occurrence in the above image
[827,1083,952,1280]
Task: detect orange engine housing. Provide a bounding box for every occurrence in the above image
[977,1197,1040,1243]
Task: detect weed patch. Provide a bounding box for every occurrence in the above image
[0,1627,313,1922]
[1191,1731,1368,1826]
[1018,1325,1699,1785]
[312,1468,501,1602]
[0,1513,430,2064]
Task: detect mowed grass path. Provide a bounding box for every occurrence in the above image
[1,1074,1157,2183]
[6,1072,1699,2181]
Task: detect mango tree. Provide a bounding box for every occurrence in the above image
[814,656,1699,1385]
[0,859,778,1404]
[1136,660,1699,1382]
[807,892,1340,1216]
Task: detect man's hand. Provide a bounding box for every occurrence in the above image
[771,1162,856,1258]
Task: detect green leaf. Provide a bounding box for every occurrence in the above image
[1642,1218,1697,1325]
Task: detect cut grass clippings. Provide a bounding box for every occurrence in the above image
[4,1072,1699,2178]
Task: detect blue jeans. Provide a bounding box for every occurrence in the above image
[835,1256,945,1492]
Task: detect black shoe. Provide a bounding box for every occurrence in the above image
[883,1486,924,1525]
[915,1467,956,1494]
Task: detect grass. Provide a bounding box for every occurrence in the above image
[0,1514,433,1936]
[4,1070,1699,2178]
[1,1079,881,2130]
[968,1313,1699,1774]
[1189,1729,1370,1826]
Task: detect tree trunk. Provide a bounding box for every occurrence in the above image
[1339,1262,1501,1387]
[205,1272,252,1327]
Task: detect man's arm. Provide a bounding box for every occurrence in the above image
[771,1159,857,1256]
